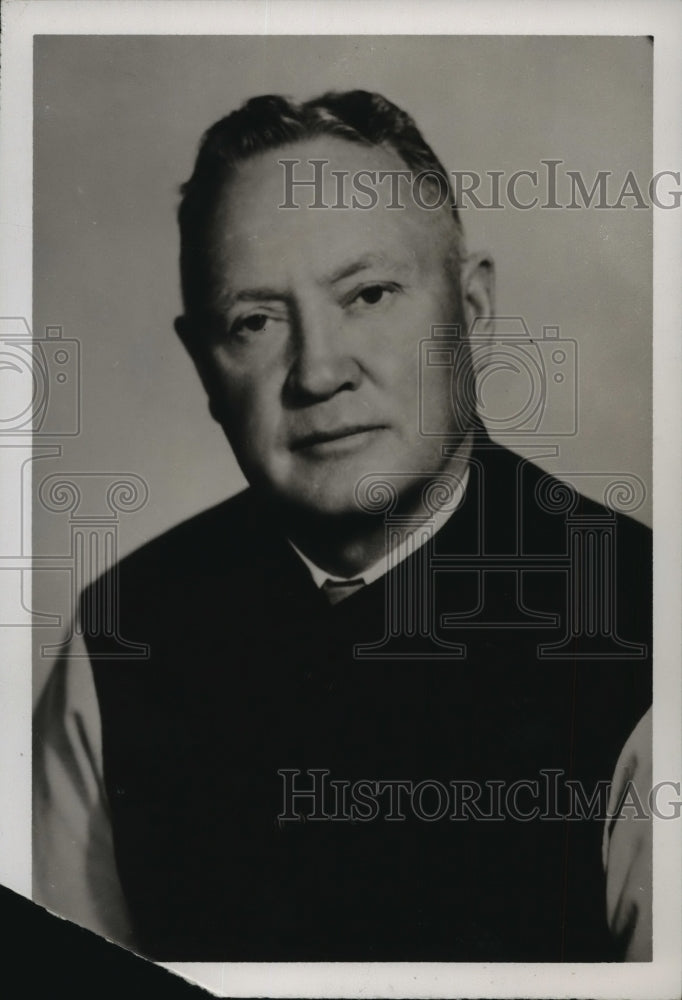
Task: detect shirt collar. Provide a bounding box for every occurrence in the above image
[288,465,470,589]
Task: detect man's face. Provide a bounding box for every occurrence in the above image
[183,137,477,516]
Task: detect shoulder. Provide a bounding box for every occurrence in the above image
[82,487,261,599]
[479,438,651,548]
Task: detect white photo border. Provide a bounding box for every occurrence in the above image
[1,1,680,997]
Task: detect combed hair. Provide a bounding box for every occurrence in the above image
[178,90,464,318]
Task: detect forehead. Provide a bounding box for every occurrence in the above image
[206,136,458,290]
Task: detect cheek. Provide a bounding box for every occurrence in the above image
[365,310,421,383]
[224,384,276,446]
[378,332,423,399]
[206,352,279,426]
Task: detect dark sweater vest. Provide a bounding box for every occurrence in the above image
[84,439,652,961]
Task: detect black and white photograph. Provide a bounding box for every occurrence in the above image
[1,2,680,997]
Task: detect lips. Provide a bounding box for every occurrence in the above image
[291,424,386,451]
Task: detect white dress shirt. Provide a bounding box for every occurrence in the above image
[602,707,653,961]
[288,468,468,588]
[32,471,652,959]
[32,482,467,950]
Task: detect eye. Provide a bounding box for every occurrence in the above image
[230,313,272,338]
[241,314,269,333]
[357,285,387,305]
[350,283,399,308]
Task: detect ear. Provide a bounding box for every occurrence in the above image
[174,314,196,357]
[174,315,223,426]
[453,254,495,431]
[460,252,495,339]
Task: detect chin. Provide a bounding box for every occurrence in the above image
[247,467,364,521]
[282,483,363,519]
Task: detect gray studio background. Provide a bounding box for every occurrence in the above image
[32,36,652,692]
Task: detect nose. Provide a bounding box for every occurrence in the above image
[284,300,362,405]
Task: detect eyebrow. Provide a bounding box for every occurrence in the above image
[325,252,408,285]
[220,252,411,310]
[223,287,289,308]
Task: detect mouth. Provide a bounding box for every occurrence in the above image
[291,424,387,454]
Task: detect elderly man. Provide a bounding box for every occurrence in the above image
[33,91,652,962]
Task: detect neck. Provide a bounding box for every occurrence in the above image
[278,432,473,578]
